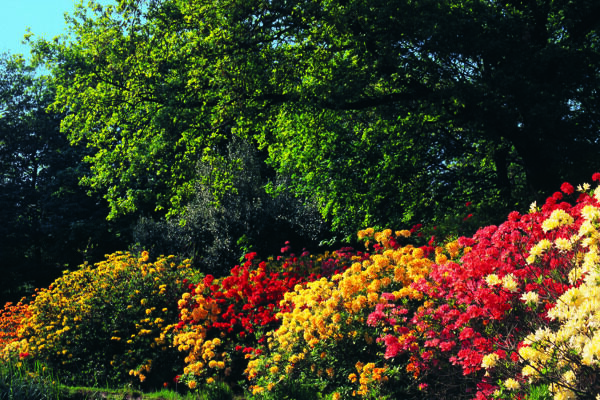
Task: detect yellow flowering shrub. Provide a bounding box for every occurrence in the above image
[0,251,200,389]
[515,189,600,399]
[246,229,449,398]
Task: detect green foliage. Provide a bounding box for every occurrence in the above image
[134,136,328,275]
[525,384,551,400]
[0,52,129,304]
[0,358,60,400]
[33,0,600,240]
[6,252,201,389]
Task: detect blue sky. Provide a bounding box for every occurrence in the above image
[0,0,82,57]
[1,1,118,58]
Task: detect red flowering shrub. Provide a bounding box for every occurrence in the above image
[173,246,360,389]
[368,177,600,399]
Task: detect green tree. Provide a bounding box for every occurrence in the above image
[133,136,328,275]
[36,0,600,239]
[0,53,128,303]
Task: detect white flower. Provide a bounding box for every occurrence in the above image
[520,291,540,306]
[529,201,537,213]
[502,274,519,293]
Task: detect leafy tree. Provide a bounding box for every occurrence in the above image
[133,136,328,275]
[35,0,600,239]
[0,53,127,303]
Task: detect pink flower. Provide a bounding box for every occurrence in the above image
[440,341,456,352]
[383,334,402,359]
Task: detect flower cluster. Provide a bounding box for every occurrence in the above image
[2,251,199,388]
[173,247,356,389]
[514,183,600,399]
[366,180,596,399]
[0,297,32,359]
[245,229,449,398]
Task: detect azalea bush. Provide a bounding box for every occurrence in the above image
[0,297,31,356]
[245,229,457,399]
[173,246,357,390]
[509,177,600,399]
[0,251,200,389]
[366,180,600,399]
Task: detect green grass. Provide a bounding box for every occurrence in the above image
[0,354,240,400]
[0,359,60,400]
[56,380,237,400]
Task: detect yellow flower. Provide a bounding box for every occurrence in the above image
[481,353,499,369]
[502,274,518,292]
[504,378,520,390]
[252,385,265,395]
[188,380,197,389]
[520,291,539,306]
[485,274,501,286]
[542,209,574,232]
[554,237,573,252]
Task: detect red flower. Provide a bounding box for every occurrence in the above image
[552,191,563,201]
[593,172,600,182]
[560,182,574,195]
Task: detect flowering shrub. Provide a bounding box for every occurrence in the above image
[512,179,600,399]
[245,229,453,398]
[173,246,357,390]
[0,298,31,357]
[368,180,599,399]
[5,177,600,399]
[1,251,199,388]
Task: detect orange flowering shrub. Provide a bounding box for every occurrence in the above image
[0,298,32,358]
[173,247,356,390]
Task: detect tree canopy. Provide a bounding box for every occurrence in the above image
[0,53,128,303]
[35,0,600,237]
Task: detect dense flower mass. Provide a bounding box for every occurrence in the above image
[0,298,31,355]
[244,229,453,398]
[0,252,199,388]
[4,176,600,399]
[172,247,358,388]
[513,184,600,399]
[364,179,596,399]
